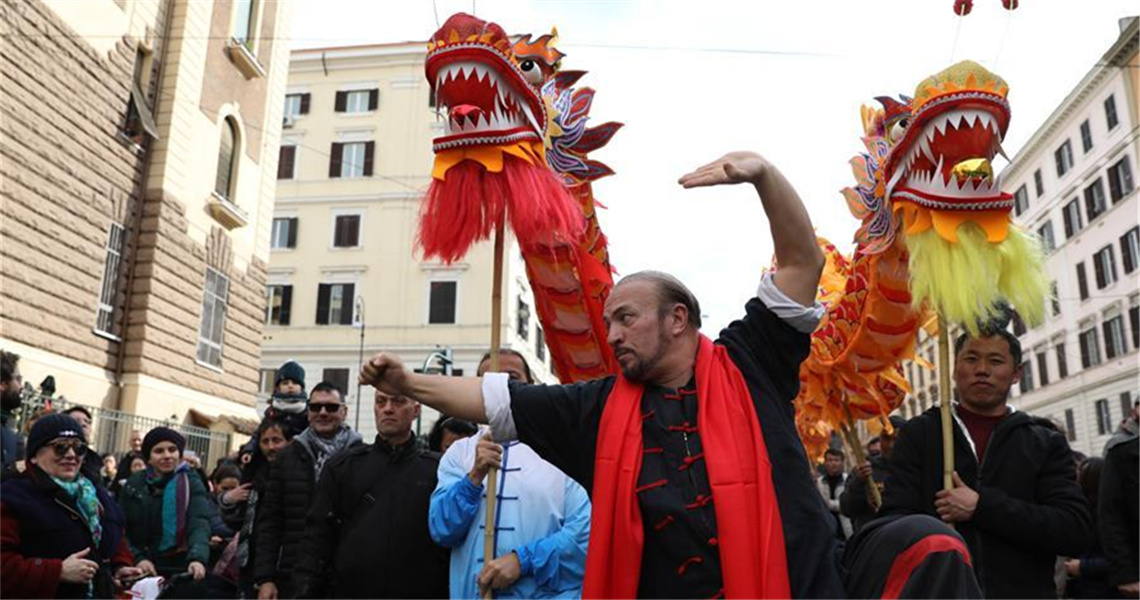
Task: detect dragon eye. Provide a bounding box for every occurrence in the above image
[889,118,908,143]
[518,59,543,85]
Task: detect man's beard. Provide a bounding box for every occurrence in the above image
[0,388,22,412]
[619,326,671,383]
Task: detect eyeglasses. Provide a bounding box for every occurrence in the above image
[308,403,342,414]
[50,441,88,459]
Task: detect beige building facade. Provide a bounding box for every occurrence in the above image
[262,43,554,439]
[1,0,293,440]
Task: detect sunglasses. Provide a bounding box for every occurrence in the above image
[308,403,342,414]
[50,441,88,459]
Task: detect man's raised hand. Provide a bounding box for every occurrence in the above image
[678,151,770,189]
[359,352,411,396]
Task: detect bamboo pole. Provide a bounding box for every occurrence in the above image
[483,219,506,600]
[840,405,881,510]
[938,314,954,492]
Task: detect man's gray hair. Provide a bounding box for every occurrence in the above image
[616,270,702,329]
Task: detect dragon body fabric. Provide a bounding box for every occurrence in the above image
[423,13,621,382]
[796,61,1049,461]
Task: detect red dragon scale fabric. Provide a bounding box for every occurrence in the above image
[420,14,583,264]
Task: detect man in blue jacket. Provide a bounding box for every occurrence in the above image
[430,350,590,599]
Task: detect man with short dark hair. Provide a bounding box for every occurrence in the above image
[1,350,23,478]
[817,448,851,540]
[882,327,1093,598]
[293,389,448,598]
[254,382,361,600]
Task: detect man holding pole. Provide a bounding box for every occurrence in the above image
[880,327,1093,599]
[363,152,977,598]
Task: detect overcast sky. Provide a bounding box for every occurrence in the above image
[291,0,1137,334]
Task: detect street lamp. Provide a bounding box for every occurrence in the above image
[416,347,453,435]
[354,295,365,431]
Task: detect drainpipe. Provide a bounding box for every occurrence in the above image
[112,0,177,411]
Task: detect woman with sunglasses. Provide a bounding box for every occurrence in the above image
[1,414,142,598]
[118,427,212,595]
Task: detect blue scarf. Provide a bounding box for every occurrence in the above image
[146,463,191,554]
[51,475,103,547]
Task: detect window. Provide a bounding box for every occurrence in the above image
[1012,310,1027,337]
[1055,140,1074,177]
[322,368,350,396]
[1055,343,1069,378]
[1034,169,1044,197]
[1050,281,1061,317]
[197,268,229,368]
[918,361,925,387]
[1064,408,1077,442]
[1108,157,1135,203]
[1104,315,1126,359]
[333,214,361,248]
[1076,262,1089,300]
[283,93,310,119]
[1084,178,1107,222]
[1036,351,1049,386]
[1096,399,1112,435]
[1121,227,1139,274]
[1013,184,1029,216]
[1121,393,1133,424]
[1037,221,1055,253]
[1104,94,1118,130]
[277,145,296,180]
[516,298,530,340]
[271,217,297,249]
[1079,326,1101,369]
[95,223,127,336]
[266,284,292,325]
[1062,198,1083,238]
[316,283,355,325]
[1093,245,1117,289]
[122,46,158,144]
[1079,120,1093,153]
[1018,360,1034,394]
[335,89,379,113]
[429,281,458,324]
[328,141,374,178]
[259,369,277,394]
[1131,303,1140,349]
[536,326,546,362]
[215,117,238,201]
[232,0,258,49]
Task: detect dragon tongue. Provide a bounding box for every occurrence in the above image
[450,104,483,121]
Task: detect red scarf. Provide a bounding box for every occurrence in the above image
[584,335,791,599]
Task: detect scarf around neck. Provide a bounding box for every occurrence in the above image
[146,462,191,554]
[295,425,360,477]
[52,474,103,547]
[585,335,791,599]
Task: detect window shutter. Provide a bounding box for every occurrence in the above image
[1104,322,1116,359]
[329,143,343,178]
[299,93,311,114]
[1094,253,1106,289]
[316,284,331,325]
[287,217,298,248]
[280,285,292,325]
[1109,166,1123,201]
[1077,263,1089,300]
[278,145,295,180]
[363,142,375,176]
[347,216,360,246]
[368,89,379,111]
[1063,206,1074,238]
[339,284,355,325]
[335,91,347,112]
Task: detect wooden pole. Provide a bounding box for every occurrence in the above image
[482,219,506,599]
[938,314,954,492]
[840,405,881,510]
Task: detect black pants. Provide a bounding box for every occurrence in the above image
[843,514,982,599]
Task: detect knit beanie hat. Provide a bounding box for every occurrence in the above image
[141,427,186,460]
[275,360,306,390]
[26,413,86,458]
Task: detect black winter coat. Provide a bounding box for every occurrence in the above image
[1099,432,1138,588]
[293,437,449,599]
[882,406,1093,599]
[253,437,361,589]
[118,469,211,576]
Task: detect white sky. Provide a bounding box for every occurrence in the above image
[291,0,1137,334]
